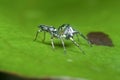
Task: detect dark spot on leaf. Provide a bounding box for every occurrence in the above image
[87,32,114,47]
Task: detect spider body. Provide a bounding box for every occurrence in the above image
[58,24,78,39]
[34,24,91,54]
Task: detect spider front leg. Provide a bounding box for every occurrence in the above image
[34,30,41,41]
[70,37,85,54]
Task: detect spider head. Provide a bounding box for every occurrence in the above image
[38,25,45,29]
[38,25,48,31]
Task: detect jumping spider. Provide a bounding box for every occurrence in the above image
[34,24,91,54]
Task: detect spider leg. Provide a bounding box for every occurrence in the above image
[51,36,55,49]
[34,30,41,41]
[70,37,85,54]
[42,31,46,42]
[76,33,80,42]
[60,38,66,53]
[78,32,92,47]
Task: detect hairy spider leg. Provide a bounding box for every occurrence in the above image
[69,37,85,54]
[78,32,92,47]
[34,30,41,41]
[60,37,66,53]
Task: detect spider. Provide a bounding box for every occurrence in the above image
[34,24,91,54]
